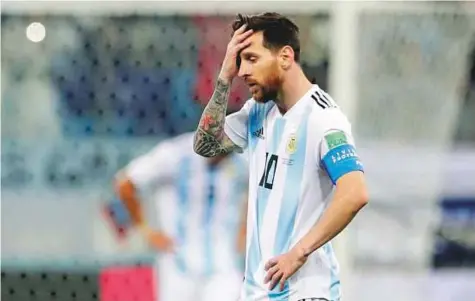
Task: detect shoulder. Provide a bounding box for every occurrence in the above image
[149,132,195,158]
[308,106,352,139]
[310,85,337,110]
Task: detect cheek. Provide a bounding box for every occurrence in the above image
[254,61,275,83]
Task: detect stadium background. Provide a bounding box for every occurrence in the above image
[1,1,475,300]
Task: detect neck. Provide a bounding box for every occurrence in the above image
[275,67,313,114]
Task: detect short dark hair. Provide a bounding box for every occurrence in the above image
[232,12,301,62]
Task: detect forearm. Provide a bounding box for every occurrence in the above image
[193,77,232,157]
[294,189,367,257]
[115,178,146,227]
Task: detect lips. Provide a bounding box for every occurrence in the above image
[246,81,257,88]
[249,84,258,93]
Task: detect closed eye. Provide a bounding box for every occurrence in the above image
[242,53,258,63]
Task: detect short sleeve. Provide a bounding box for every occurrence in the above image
[224,99,254,149]
[316,110,364,185]
[124,141,180,190]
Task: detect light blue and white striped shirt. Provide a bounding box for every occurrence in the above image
[224,85,364,301]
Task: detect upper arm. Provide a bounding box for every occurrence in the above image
[315,110,365,185]
[224,99,254,150]
[333,170,368,207]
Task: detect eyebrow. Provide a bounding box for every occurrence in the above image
[241,50,258,58]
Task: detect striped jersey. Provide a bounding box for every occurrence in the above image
[125,132,248,276]
[224,85,364,301]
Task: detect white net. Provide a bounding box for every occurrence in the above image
[352,5,475,269]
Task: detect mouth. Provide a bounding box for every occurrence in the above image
[247,82,258,93]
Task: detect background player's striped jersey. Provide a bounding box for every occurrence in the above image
[224,85,364,301]
[124,132,248,276]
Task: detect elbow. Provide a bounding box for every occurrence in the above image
[193,143,211,158]
[192,141,216,158]
[192,133,199,154]
[192,134,208,157]
[335,172,369,212]
[352,187,369,211]
[192,142,203,157]
[342,183,369,212]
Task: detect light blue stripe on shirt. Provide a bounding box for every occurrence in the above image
[269,110,311,299]
[246,117,286,298]
[175,156,191,273]
[203,164,217,276]
[324,243,340,301]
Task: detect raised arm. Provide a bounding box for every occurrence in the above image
[193,78,238,157]
[194,24,254,157]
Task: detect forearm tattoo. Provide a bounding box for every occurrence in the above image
[194,78,234,157]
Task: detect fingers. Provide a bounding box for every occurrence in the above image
[264,258,284,291]
[233,24,248,36]
[265,264,288,291]
[234,38,252,54]
[279,276,288,291]
[235,29,254,43]
[231,27,253,46]
[265,258,278,271]
[151,235,176,253]
[268,270,283,290]
[264,265,280,283]
[264,257,291,292]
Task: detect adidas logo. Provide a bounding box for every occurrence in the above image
[252,127,265,139]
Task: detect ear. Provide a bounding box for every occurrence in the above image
[279,46,294,70]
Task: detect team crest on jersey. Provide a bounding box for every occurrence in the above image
[286,134,297,154]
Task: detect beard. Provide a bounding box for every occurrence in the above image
[252,84,278,103]
[250,73,281,103]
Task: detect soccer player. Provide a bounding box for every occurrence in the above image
[114,132,248,301]
[193,13,369,301]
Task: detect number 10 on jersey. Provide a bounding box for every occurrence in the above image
[259,152,278,190]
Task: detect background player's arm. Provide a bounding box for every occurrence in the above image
[294,129,368,258]
[114,175,148,233]
[114,143,176,251]
[115,175,173,252]
[193,78,239,157]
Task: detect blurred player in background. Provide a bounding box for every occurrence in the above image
[193,13,369,301]
[114,131,248,301]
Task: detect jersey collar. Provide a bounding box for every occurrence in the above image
[276,84,317,120]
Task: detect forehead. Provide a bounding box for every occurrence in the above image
[241,31,270,55]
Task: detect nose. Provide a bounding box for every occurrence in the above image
[238,61,250,78]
